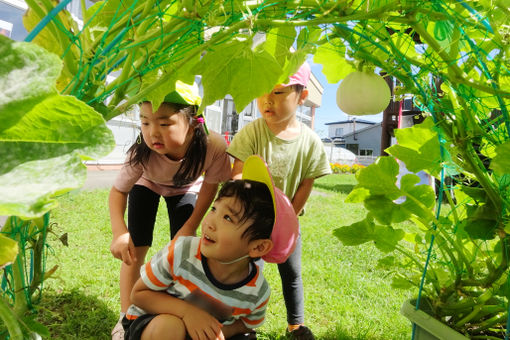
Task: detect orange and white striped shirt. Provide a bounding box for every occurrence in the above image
[126,236,270,329]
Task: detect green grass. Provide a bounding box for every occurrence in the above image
[34,174,414,339]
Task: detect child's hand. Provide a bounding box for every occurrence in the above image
[110,232,136,265]
[182,306,223,340]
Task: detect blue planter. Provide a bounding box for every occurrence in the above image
[401,299,469,340]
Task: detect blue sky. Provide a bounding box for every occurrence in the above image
[309,61,383,138]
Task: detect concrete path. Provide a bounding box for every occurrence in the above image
[82,164,121,190]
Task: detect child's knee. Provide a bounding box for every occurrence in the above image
[141,314,186,340]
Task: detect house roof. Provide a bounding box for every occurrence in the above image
[342,122,382,137]
[325,119,378,125]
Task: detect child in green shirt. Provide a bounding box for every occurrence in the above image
[227,62,331,340]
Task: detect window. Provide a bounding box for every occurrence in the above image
[335,127,343,136]
[360,149,373,156]
[346,144,359,154]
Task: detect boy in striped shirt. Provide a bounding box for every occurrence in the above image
[122,156,299,340]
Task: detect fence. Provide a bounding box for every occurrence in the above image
[356,155,378,166]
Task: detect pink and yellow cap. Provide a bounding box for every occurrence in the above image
[283,62,311,87]
[242,155,299,263]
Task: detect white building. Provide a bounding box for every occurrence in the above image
[323,118,381,165]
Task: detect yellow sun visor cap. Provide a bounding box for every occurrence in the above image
[242,155,299,264]
[163,80,202,106]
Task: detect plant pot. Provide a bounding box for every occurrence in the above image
[401,299,469,340]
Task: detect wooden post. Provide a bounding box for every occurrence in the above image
[380,73,395,156]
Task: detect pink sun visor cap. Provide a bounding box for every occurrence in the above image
[242,155,299,263]
[283,62,311,87]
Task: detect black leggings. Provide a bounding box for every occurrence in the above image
[278,234,304,325]
[127,185,197,247]
[258,234,304,325]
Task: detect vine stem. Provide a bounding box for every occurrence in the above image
[102,18,191,104]
[106,18,246,120]
[0,298,23,340]
[108,0,158,105]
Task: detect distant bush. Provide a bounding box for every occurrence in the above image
[330,163,365,174]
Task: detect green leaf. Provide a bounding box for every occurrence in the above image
[391,276,414,289]
[0,39,114,219]
[386,117,442,176]
[355,156,401,199]
[399,174,436,222]
[490,141,510,174]
[0,155,87,218]
[265,26,318,86]
[139,49,201,111]
[463,206,498,241]
[428,20,459,56]
[372,225,405,253]
[139,69,178,112]
[263,27,296,67]
[0,36,61,133]
[333,218,375,246]
[0,95,114,175]
[21,316,50,338]
[345,187,370,203]
[459,185,487,203]
[313,38,354,84]
[377,255,396,268]
[390,31,419,60]
[365,195,410,224]
[194,37,282,112]
[333,217,404,253]
[0,234,18,268]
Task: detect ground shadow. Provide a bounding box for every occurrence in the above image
[257,329,377,340]
[36,288,116,339]
[313,182,356,195]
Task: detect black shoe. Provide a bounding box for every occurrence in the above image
[287,325,315,340]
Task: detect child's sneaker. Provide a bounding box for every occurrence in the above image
[286,325,315,340]
[111,320,124,340]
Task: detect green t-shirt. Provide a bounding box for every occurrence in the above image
[227,118,331,199]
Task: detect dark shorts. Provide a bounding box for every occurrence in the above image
[127,185,197,247]
[122,315,257,340]
[122,314,156,340]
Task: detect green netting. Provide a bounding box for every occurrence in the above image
[2,0,509,338]
[1,215,50,323]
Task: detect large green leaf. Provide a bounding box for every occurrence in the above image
[372,224,405,253]
[0,36,61,133]
[399,174,436,222]
[334,216,405,253]
[275,26,320,85]
[264,27,296,67]
[364,195,411,225]
[0,39,114,219]
[0,95,114,175]
[0,154,86,219]
[138,47,201,111]
[333,217,375,246]
[387,117,443,176]
[194,37,282,112]
[313,38,353,84]
[354,156,401,199]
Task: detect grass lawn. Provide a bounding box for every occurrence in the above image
[35,174,414,339]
